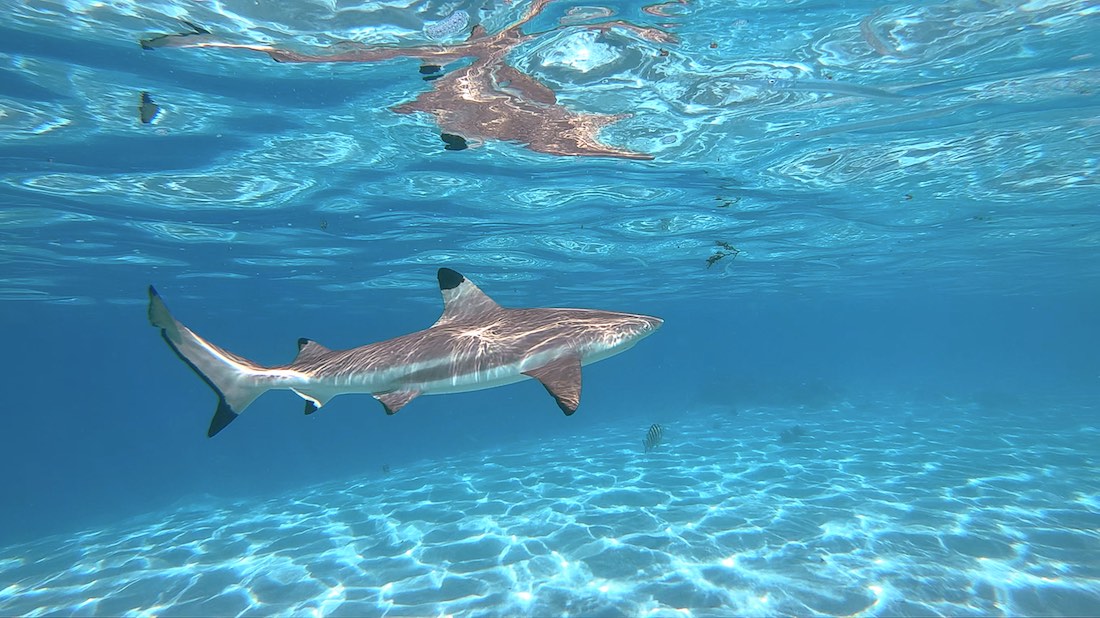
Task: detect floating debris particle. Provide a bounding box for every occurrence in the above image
[138,92,160,124]
[441,133,468,151]
[643,423,664,453]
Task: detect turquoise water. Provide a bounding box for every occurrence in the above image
[2,0,1099,615]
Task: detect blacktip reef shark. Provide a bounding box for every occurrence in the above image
[149,268,662,437]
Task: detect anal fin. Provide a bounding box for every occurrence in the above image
[523,354,582,415]
[374,390,419,415]
[292,388,331,415]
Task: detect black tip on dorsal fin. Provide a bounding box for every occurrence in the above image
[297,337,310,350]
[438,267,464,290]
[146,285,161,325]
[434,267,501,325]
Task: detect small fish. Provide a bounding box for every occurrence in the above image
[643,423,663,453]
[139,92,160,124]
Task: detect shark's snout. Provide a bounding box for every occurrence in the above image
[617,314,662,345]
[631,314,663,338]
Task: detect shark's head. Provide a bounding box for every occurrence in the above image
[573,310,662,363]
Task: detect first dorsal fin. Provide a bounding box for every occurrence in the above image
[433,268,501,326]
[294,338,332,363]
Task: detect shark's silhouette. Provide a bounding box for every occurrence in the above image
[149,268,662,436]
[140,0,677,159]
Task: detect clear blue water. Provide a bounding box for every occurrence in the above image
[1,0,1099,615]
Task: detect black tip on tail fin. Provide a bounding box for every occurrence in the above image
[148,285,180,341]
[147,286,157,325]
[148,285,266,437]
[207,398,239,437]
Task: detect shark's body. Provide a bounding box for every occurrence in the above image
[149,268,662,436]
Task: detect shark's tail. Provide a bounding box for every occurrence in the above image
[148,286,273,437]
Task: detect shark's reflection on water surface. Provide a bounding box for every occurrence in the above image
[141,1,686,159]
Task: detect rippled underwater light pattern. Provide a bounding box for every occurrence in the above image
[2,403,1097,616]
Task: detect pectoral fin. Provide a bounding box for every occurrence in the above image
[523,355,582,415]
[374,390,420,415]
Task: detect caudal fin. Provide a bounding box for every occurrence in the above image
[148,286,271,437]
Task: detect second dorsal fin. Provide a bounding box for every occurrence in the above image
[433,268,501,326]
[294,338,332,363]
[468,24,487,41]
